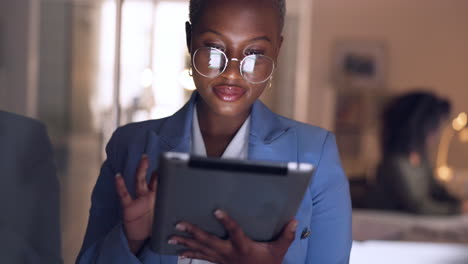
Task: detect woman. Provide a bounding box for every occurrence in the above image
[77,0,352,263]
[372,91,466,215]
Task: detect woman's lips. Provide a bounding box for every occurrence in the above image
[213,85,246,102]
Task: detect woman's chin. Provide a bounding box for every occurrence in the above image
[205,100,250,118]
[213,104,247,117]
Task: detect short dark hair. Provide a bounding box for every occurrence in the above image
[381,91,451,157]
[189,0,286,31]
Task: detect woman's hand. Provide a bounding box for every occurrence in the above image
[169,210,298,264]
[115,155,158,254]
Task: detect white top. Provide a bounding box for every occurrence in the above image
[177,106,250,264]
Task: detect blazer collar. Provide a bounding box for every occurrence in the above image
[249,99,291,144]
[143,93,195,162]
[145,91,298,162]
[248,100,298,162]
[155,93,196,152]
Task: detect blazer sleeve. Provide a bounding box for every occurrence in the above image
[305,133,352,264]
[76,129,164,264]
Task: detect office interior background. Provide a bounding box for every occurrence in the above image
[1,0,468,263]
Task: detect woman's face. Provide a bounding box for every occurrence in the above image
[188,0,283,118]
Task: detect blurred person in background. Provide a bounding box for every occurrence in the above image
[0,111,62,263]
[370,91,468,215]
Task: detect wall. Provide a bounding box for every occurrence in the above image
[0,3,4,95]
[306,0,468,172]
[0,0,40,117]
[261,0,313,121]
[38,0,74,141]
[308,0,468,129]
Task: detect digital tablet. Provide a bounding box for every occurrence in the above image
[150,152,315,255]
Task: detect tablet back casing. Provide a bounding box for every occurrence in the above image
[150,152,314,255]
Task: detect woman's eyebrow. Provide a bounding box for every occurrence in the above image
[200,29,223,36]
[200,29,271,43]
[248,36,271,43]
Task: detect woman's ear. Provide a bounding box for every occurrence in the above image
[185,21,192,54]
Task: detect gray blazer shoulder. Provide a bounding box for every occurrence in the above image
[0,111,62,263]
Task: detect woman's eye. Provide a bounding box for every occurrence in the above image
[206,44,224,51]
[245,50,264,56]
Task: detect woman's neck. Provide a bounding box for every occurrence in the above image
[196,102,250,157]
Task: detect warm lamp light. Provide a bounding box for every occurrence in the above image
[179,69,196,91]
[452,112,467,131]
[437,165,454,182]
[140,68,154,88]
[436,112,468,182]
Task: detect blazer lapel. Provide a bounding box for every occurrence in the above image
[143,93,299,164]
[248,100,298,163]
[140,95,197,264]
[249,101,314,256]
[143,92,196,172]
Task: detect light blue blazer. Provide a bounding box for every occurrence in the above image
[77,93,352,264]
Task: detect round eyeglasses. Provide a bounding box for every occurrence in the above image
[192,47,275,84]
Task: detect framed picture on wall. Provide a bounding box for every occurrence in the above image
[334,92,365,158]
[333,90,387,178]
[331,39,387,90]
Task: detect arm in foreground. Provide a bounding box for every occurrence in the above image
[77,129,161,264]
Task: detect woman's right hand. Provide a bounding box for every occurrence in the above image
[115,155,158,255]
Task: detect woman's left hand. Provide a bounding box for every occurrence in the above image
[168,210,298,264]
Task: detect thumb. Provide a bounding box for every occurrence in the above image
[274,220,298,249]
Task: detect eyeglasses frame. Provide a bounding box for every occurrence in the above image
[192,47,275,84]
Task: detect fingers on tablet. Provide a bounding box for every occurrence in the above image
[215,210,247,246]
[274,220,298,250]
[115,173,133,207]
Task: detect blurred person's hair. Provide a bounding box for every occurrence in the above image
[189,0,286,31]
[381,91,451,157]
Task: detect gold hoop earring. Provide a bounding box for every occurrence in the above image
[188,66,193,77]
[268,77,273,90]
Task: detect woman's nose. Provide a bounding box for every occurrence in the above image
[221,58,243,80]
